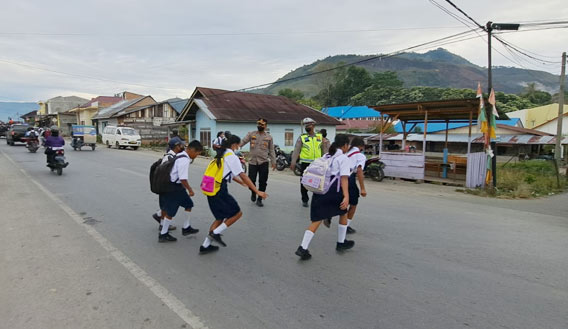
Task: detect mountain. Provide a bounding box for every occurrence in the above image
[261,48,560,97]
[0,102,38,122]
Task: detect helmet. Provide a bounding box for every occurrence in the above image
[302,117,316,125]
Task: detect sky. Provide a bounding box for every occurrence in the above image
[0,0,566,103]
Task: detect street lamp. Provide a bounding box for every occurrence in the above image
[486,21,520,189]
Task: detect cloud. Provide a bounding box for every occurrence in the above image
[0,0,566,101]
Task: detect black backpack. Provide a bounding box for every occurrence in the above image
[149,154,188,194]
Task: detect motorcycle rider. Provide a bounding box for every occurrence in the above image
[290,118,326,207]
[239,118,276,207]
[44,128,65,165]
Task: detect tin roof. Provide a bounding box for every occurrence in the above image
[92,97,144,119]
[80,96,123,108]
[178,87,341,125]
[336,119,380,131]
[367,133,567,144]
[322,106,380,119]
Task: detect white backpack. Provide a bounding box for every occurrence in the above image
[301,154,340,194]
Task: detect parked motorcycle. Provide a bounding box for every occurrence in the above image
[274,144,303,176]
[46,148,68,176]
[364,156,385,182]
[235,150,247,174]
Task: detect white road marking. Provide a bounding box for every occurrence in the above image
[1,150,209,329]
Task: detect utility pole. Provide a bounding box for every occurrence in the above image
[555,52,566,164]
[486,21,520,189]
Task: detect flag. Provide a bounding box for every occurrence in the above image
[476,82,489,138]
[487,88,498,139]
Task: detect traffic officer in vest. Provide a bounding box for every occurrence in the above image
[240,118,276,207]
[290,117,326,207]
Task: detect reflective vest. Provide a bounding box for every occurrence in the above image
[300,133,323,163]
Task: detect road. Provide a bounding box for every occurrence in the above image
[2,140,568,329]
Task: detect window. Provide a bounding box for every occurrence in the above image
[155,104,164,117]
[285,129,294,147]
[200,128,211,148]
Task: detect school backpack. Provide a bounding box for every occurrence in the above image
[149,154,188,194]
[200,152,233,196]
[301,154,340,194]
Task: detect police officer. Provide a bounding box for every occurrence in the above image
[290,117,326,207]
[240,118,276,207]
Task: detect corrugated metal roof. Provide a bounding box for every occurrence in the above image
[92,98,143,119]
[180,87,340,125]
[322,106,380,119]
[367,133,568,144]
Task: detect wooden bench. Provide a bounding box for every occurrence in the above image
[448,155,468,179]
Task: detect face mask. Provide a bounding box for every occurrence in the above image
[257,126,265,132]
[305,127,313,133]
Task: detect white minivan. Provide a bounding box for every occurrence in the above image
[102,126,142,150]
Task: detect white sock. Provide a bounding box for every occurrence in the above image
[347,219,353,227]
[300,230,315,250]
[184,213,191,229]
[213,223,227,235]
[160,219,172,235]
[338,224,347,243]
[202,237,211,248]
[155,210,161,217]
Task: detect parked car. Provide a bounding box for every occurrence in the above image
[6,124,29,145]
[0,124,8,137]
[102,125,141,150]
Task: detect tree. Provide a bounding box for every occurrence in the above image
[520,83,552,105]
[278,88,304,101]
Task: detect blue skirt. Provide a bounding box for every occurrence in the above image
[207,181,241,221]
[310,179,347,221]
[348,173,360,206]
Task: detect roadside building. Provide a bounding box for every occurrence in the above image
[533,111,568,135]
[68,96,123,126]
[176,87,341,154]
[20,110,37,124]
[507,103,565,129]
[36,95,90,134]
[91,95,157,134]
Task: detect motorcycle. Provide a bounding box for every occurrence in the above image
[274,144,303,176]
[46,148,69,176]
[23,135,40,153]
[364,156,385,182]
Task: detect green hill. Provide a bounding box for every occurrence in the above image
[261,48,559,97]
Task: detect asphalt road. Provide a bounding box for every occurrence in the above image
[2,140,568,329]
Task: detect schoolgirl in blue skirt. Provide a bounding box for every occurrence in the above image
[295,134,354,260]
[200,134,268,254]
[345,137,367,234]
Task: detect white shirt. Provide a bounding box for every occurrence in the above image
[346,147,366,173]
[161,150,176,164]
[213,136,223,147]
[222,149,244,181]
[328,149,351,177]
[170,151,190,183]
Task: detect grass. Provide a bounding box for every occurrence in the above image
[459,160,567,199]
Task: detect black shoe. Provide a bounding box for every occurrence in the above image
[295,246,312,260]
[302,201,309,208]
[251,194,257,202]
[199,245,220,254]
[159,225,177,231]
[256,199,264,207]
[336,239,355,251]
[182,226,199,236]
[323,218,331,228]
[152,213,161,224]
[209,232,227,247]
[158,232,177,243]
[346,226,356,234]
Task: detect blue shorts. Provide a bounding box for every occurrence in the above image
[207,181,241,221]
[159,184,194,218]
